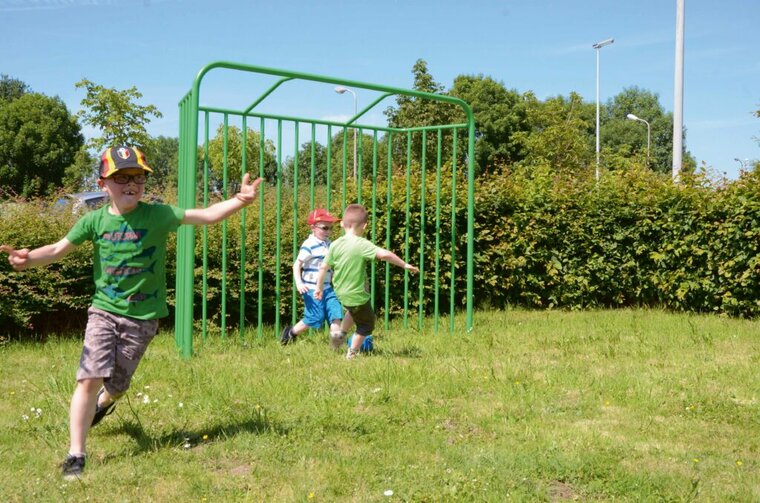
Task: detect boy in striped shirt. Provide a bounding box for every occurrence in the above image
[281,208,352,349]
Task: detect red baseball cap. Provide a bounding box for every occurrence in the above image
[307,208,340,225]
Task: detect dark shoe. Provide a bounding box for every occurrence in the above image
[91,388,116,427]
[280,325,296,345]
[61,454,85,480]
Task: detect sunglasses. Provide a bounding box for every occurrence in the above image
[105,174,147,185]
[314,224,333,231]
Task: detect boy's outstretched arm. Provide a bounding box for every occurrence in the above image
[1,238,77,271]
[376,248,419,273]
[182,174,263,225]
[313,262,329,300]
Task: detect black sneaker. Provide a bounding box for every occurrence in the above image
[91,388,116,427]
[280,325,296,345]
[61,454,85,480]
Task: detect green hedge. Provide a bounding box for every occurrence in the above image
[1,166,758,336]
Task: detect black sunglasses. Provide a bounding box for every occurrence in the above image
[314,224,333,230]
[104,173,147,185]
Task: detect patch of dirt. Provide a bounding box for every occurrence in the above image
[548,480,577,501]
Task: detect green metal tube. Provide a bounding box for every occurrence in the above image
[257,118,265,340]
[434,130,442,332]
[450,131,458,333]
[275,119,283,338]
[291,122,300,326]
[240,117,248,339]
[202,112,210,342]
[418,132,426,330]
[403,131,411,328]
[384,132,393,329]
[221,114,229,338]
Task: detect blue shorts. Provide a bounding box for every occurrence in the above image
[302,286,344,328]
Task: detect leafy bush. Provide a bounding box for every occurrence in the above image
[1,166,758,336]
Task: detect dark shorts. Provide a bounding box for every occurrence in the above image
[345,301,375,336]
[76,307,158,396]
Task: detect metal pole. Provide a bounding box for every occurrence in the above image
[335,86,358,179]
[595,47,600,180]
[672,0,685,182]
[592,38,614,181]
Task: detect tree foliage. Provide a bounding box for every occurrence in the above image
[203,124,277,192]
[75,78,162,151]
[513,91,596,175]
[601,86,695,174]
[449,74,528,170]
[0,75,31,102]
[0,93,83,197]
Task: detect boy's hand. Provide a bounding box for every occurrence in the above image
[313,287,323,300]
[405,263,420,274]
[235,174,264,205]
[296,283,309,294]
[0,245,30,271]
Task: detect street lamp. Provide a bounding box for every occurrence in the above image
[335,86,358,179]
[593,37,614,181]
[626,113,651,165]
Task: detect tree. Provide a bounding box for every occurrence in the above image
[0,75,30,102]
[204,125,277,192]
[0,93,84,197]
[512,92,595,175]
[75,79,162,151]
[602,87,695,174]
[384,59,460,168]
[449,74,529,171]
[144,136,179,194]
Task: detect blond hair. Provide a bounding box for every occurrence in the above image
[342,204,368,229]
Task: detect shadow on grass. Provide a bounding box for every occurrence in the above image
[371,345,423,358]
[100,413,288,461]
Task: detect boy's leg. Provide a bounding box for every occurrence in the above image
[325,288,350,350]
[345,302,375,359]
[282,290,320,345]
[68,377,103,455]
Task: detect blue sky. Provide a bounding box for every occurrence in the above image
[2,0,758,178]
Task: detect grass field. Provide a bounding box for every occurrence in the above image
[1,309,758,502]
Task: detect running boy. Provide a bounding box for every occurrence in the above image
[314,203,419,359]
[280,208,352,349]
[1,146,263,480]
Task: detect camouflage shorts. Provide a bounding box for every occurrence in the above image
[76,307,159,396]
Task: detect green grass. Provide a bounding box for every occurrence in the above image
[1,309,758,502]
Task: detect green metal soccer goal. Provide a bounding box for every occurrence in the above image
[175,62,475,357]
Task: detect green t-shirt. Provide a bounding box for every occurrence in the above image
[325,233,380,307]
[66,202,185,320]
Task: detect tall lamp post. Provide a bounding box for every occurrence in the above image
[335,86,358,179]
[593,37,614,181]
[626,113,651,165]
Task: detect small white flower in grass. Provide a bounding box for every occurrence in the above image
[384,489,394,497]
[178,402,184,408]
[153,399,158,403]
[34,408,42,417]
[136,392,143,398]
[142,395,150,404]
[144,385,150,389]
[22,414,29,421]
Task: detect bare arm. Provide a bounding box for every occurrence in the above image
[1,238,77,271]
[376,248,419,273]
[313,261,329,300]
[182,175,263,225]
[293,259,308,294]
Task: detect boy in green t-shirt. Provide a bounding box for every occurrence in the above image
[1,146,263,480]
[314,204,419,360]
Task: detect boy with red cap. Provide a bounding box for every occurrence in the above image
[1,146,263,480]
[280,208,352,349]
